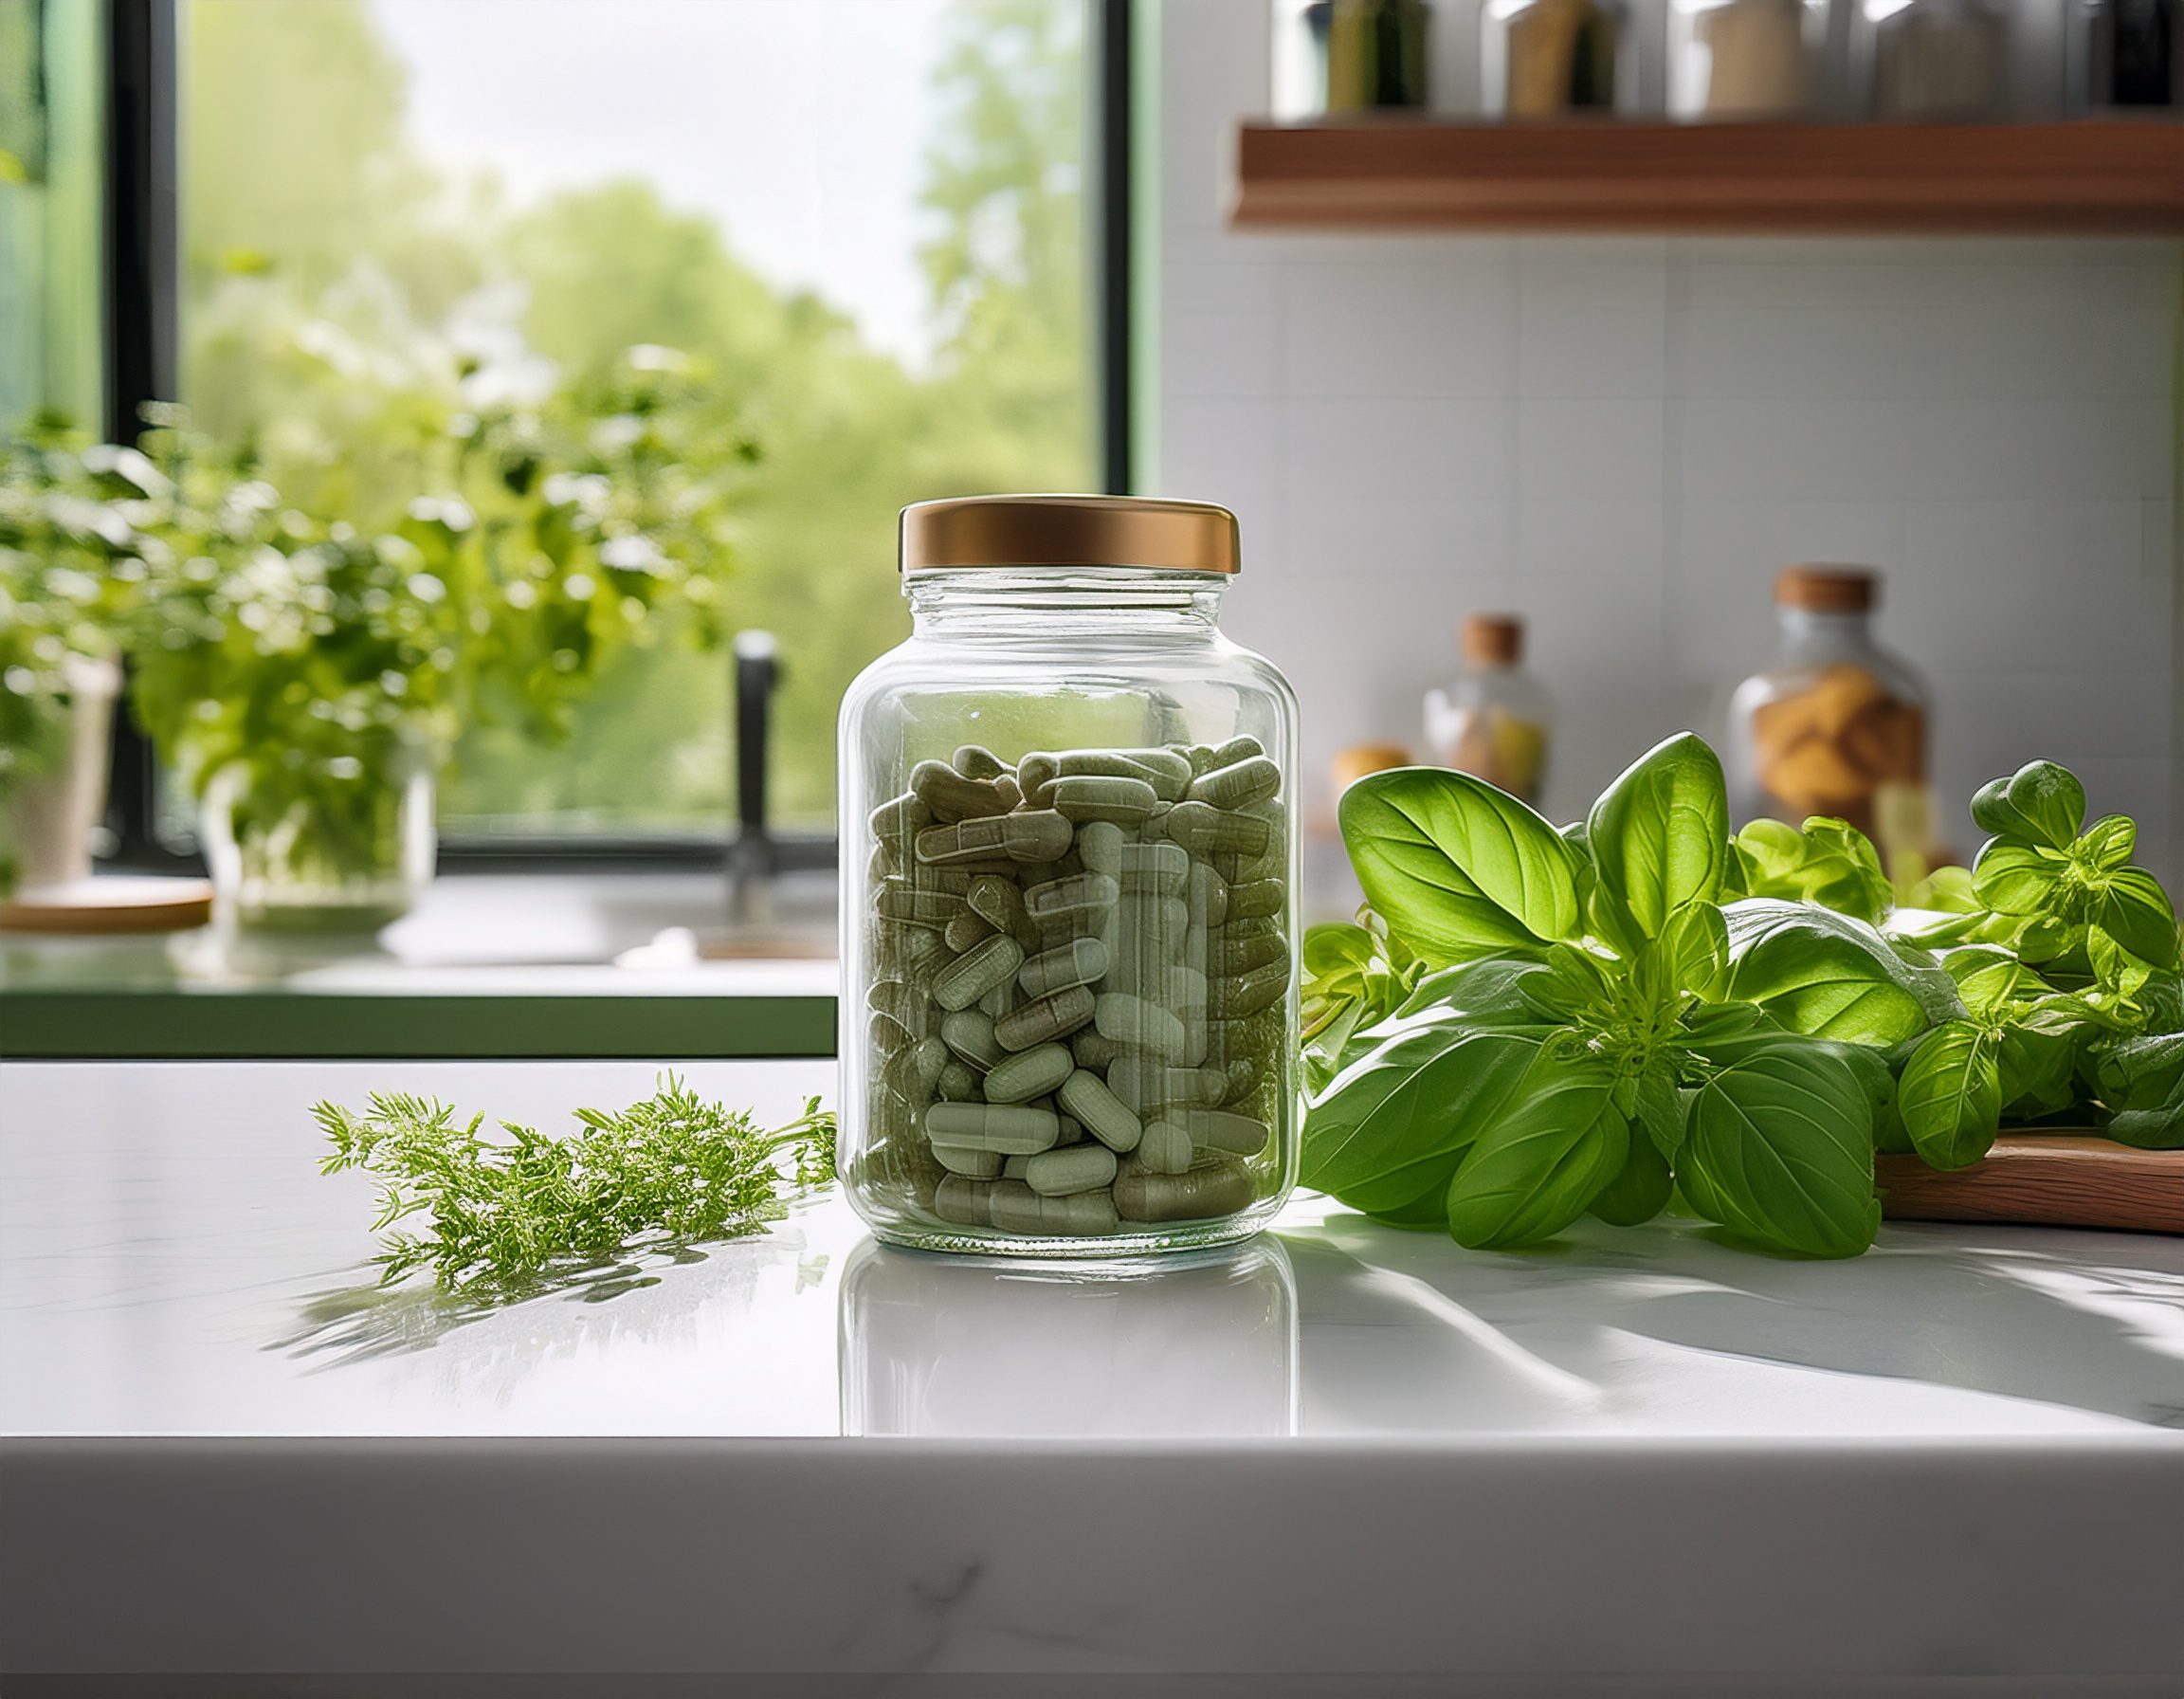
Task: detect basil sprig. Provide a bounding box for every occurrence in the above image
[1305,743,2184,1256]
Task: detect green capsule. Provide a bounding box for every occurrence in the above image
[944,908,995,954]
[1186,755,1281,812]
[1209,927,1286,977]
[993,984,1098,1050]
[877,877,966,926]
[1023,1142,1119,1197]
[910,758,1013,824]
[983,1042,1077,1105]
[1210,960,1287,1019]
[939,1008,1007,1070]
[1049,774,1157,826]
[953,743,1008,780]
[923,1101,1062,1155]
[1164,801,1271,858]
[1227,878,1284,921]
[1210,734,1265,767]
[936,1061,983,1103]
[1115,1155,1253,1223]
[933,934,1026,1012]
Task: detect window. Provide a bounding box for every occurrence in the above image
[102,0,1123,857]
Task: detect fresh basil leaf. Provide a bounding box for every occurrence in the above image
[1338,768,1584,966]
[1678,1041,1880,1258]
[1897,1020,2003,1170]
[1941,943,2025,1019]
[1970,761,2086,850]
[1444,1042,1629,1250]
[1657,901,1730,1000]
[1586,733,1730,949]
[1732,815,1893,926]
[1971,840,2068,917]
[1388,957,1557,1028]
[2094,1030,2184,1114]
[2086,926,2154,1001]
[1631,1058,1685,1160]
[1997,1020,2076,1117]
[1723,899,1957,1046]
[2079,814,2137,873]
[1364,1190,1456,1229]
[1303,1016,1548,1215]
[1589,1118,1673,1226]
[2088,867,2179,970]
[1677,998,1794,1066]
[2104,1069,2184,1149]
[1909,864,1979,914]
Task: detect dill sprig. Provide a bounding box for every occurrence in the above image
[315,1074,835,1295]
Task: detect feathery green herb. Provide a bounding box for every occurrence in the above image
[317,1075,834,1294]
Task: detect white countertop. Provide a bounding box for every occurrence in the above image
[6,1060,2183,1694]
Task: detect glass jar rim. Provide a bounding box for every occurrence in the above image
[900,494,1241,576]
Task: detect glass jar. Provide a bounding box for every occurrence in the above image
[837,495,1301,1259]
[1860,0,2011,118]
[1726,566,1931,868]
[1424,614,1553,808]
[201,739,437,933]
[1671,0,1827,116]
[1326,0,1432,110]
[1483,0,1632,118]
[2066,0,2179,110]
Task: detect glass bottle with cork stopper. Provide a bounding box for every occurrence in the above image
[1424,614,1553,808]
[1726,565,1933,882]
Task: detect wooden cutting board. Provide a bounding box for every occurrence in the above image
[0,876,214,935]
[1877,1135,2184,1235]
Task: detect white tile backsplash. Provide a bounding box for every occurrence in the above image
[1162,0,2180,876]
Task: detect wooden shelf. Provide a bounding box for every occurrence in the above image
[1231,119,2184,234]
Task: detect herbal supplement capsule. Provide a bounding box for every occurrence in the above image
[1112,747,1194,799]
[1177,1108,1271,1157]
[940,1008,1007,1070]
[1075,819,1124,878]
[868,843,901,884]
[1042,1189,1119,1234]
[1231,848,1286,886]
[1022,870,1120,925]
[1002,1153,1033,1179]
[982,1042,1076,1105]
[934,1174,996,1227]
[867,978,933,1039]
[1118,841,1190,894]
[1019,936,1108,1000]
[1210,734,1265,766]
[923,1102,1062,1155]
[943,909,994,954]
[1210,960,1287,1019]
[1057,750,1165,785]
[912,864,977,895]
[933,934,1026,1012]
[936,1061,982,1103]
[931,1142,1006,1179]
[869,791,933,854]
[980,978,1017,1018]
[1016,752,1060,797]
[1186,755,1281,812]
[1183,743,1220,776]
[1138,1120,1193,1176]
[1106,1056,1225,1116]
[1163,801,1272,858]
[910,758,1013,823]
[1188,862,1228,931]
[1139,802,1174,842]
[1226,878,1283,921]
[1095,992,1189,1061]
[994,775,1024,811]
[1115,1156,1255,1223]
[1070,1029,1128,1070]
[876,878,967,927]
[1024,1142,1119,1197]
[953,743,1008,780]
[917,809,1074,867]
[1056,1067,1143,1153]
[1049,774,1157,826]
[1210,927,1286,977]
[966,874,1039,949]
[1054,1113,1085,1146]
[993,984,1097,1050]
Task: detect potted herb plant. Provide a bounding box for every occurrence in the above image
[124,349,738,933]
[0,424,150,898]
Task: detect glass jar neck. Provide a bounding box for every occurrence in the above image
[905,568,1228,640]
[1776,605,1876,661]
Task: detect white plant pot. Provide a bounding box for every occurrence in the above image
[2,655,120,891]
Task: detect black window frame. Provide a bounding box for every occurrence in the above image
[97,0,1136,877]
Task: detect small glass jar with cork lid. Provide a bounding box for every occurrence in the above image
[1424,614,1554,808]
[836,495,1301,1258]
[1726,566,1932,877]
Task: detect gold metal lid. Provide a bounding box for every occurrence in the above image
[900,494,1241,575]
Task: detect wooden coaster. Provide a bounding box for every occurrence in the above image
[0,876,215,936]
[1878,1135,2184,1236]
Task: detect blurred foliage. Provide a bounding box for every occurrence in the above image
[177,0,1092,831]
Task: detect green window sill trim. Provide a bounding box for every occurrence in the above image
[0,989,837,1060]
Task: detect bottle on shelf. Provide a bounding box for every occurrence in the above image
[1424,615,1553,808]
[1483,0,1632,117]
[1859,0,2011,119]
[1670,0,1828,117]
[1725,565,1935,883]
[2066,0,2180,110]
[1326,0,1432,110]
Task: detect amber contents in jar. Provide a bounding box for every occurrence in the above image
[1738,567,1926,837]
[1425,614,1553,807]
[1495,0,1624,115]
[1697,0,1811,113]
